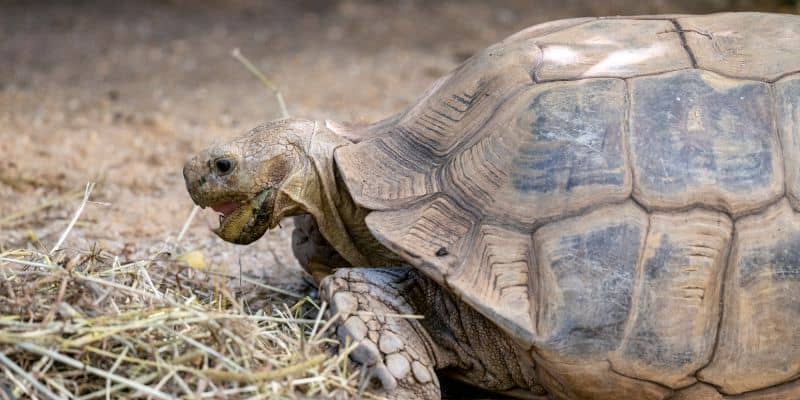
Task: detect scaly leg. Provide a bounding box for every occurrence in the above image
[320,266,544,399]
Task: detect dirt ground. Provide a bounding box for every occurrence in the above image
[2,0,797,321]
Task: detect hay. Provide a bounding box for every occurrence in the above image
[0,185,383,400]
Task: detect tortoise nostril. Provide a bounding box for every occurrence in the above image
[214,158,234,175]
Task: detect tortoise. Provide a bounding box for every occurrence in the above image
[183,12,800,400]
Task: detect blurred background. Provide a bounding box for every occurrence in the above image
[2,0,798,289]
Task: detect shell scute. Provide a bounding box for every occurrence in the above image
[678,13,800,81]
[629,69,782,216]
[610,210,732,388]
[698,200,800,394]
[532,18,691,81]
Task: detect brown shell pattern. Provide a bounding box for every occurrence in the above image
[334,12,800,398]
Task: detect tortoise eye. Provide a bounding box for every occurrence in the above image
[214,158,235,175]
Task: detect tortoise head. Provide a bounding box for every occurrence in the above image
[183,118,322,244]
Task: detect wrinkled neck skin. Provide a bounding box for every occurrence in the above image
[281,121,399,269]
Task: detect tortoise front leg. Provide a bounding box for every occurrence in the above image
[321,267,442,399]
[291,215,351,282]
[320,266,545,400]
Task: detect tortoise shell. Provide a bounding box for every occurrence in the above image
[334,13,800,399]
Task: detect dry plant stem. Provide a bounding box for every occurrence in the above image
[40,375,74,400]
[0,351,61,400]
[167,327,243,372]
[19,342,173,400]
[75,373,159,400]
[152,369,177,393]
[1,269,16,301]
[353,310,424,320]
[50,182,95,255]
[203,269,303,299]
[85,346,202,370]
[312,312,342,342]
[105,352,129,400]
[137,266,161,298]
[1,368,30,400]
[203,354,327,383]
[231,48,290,119]
[309,301,327,339]
[216,283,243,313]
[169,373,194,398]
[176,205,200,244]
[43,270,71,324]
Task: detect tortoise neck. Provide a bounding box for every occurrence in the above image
[331,163,403,267]
[291,121,401,267]
[280,122,367,267]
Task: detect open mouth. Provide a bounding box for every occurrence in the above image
[211,201,243,227]
[203,189,274,243]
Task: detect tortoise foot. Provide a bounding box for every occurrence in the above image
[321,267,441,400]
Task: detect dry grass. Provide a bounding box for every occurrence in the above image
[0,183,382,400]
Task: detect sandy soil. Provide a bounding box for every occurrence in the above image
[2,0,795,315]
